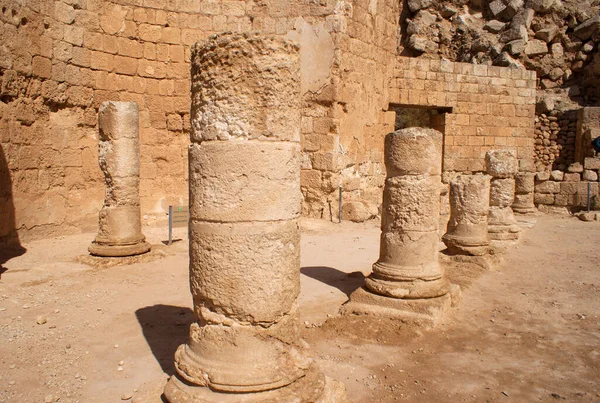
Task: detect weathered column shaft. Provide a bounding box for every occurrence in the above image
[512,172,536,214]
[164,33,337,403]
[442,174,491,256]
[486,150,521,241]
[366,128,448,299]
[343,128,454,325]
[89,101,150,257]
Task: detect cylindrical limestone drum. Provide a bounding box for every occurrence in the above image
[442,174,491,255]
[366,128,449,299]
[89,101,150,257]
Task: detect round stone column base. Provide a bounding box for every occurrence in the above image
[442,234,489,256]
[342,286,460,327]
[366,262,450,299]
[163,363,348,403]
[88,241,151,257]
[512,206,537,215]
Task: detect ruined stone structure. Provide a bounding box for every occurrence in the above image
[0,0,539,245]
[344,128,453,324]
[165,33,344,402]
[88,101,150,257]
[532,107,600,211]
[486,150,521,241]
[443,174,491,256]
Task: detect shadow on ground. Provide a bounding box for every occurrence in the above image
[0,245,26,279]
[301,266,365,297]
[136,305,194,376]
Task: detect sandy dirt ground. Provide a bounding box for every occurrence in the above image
[0,214,598,403]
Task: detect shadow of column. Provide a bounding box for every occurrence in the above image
[135,304,194,376]
[301,266,365,297]
[0,143,26,277]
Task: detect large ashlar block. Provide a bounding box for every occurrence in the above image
[485,150,521,241]
[344,128,456,326]
[89,101,150,257]
[442,174,491,256]
[164,33,347,403]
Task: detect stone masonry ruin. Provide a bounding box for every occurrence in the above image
[1,0,600,245]
[1,0,600,402]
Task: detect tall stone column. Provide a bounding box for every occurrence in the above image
[164,33,344,403]
[512,172,537,214]
[442,174,491,256]
[88,102,150,257]
[344,128,454,325]
[486,150,521,241]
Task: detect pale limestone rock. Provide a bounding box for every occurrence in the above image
[344,128,455,326]
[525,39,549,56]
[88,102,150,257]
[486,150,521,241]
[164,33,345,403]
[443,174,491,256]
[512,173,537,214]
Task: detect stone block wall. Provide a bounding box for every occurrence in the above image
[0,0,341,243]
[532,107,600,209]
[533,158,600,209]
[534,110,578,172]
[300,0,400,221]
[0,0,544,242]
[390,57,537,173]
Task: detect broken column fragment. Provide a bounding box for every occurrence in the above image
[442,174,491,256]
[343,128,455,325]
[164,33,345,403]
[88,101,150,257]
[512,172,537,214]
[486,150,521,241]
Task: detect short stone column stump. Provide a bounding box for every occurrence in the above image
[512,172,537,214]
[442,174,491,256]
[486,150,521,241]
[343,128,457,326]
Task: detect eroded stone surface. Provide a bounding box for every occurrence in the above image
[344,128,453,324]
[486,150,521,241]
[512,172,537,214]
[88,102,150,257]
[164,33,341,403]
[443,174,491,256]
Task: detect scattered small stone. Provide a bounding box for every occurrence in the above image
[117,366,124,371]
[36,316,48,325]
[551,392,565,399]
[0,307,6,311]
[66,344,71,349]
[502,391,509,396]
[114,344,119,348]
[44,394,54,403]
[121,393,133,401]
[54,309,60,313]
[9,364,15,369]
[22,304,31,309]
[118,360,125,366]
[8,380,15,385]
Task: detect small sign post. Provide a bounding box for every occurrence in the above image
[168,205,189,245]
